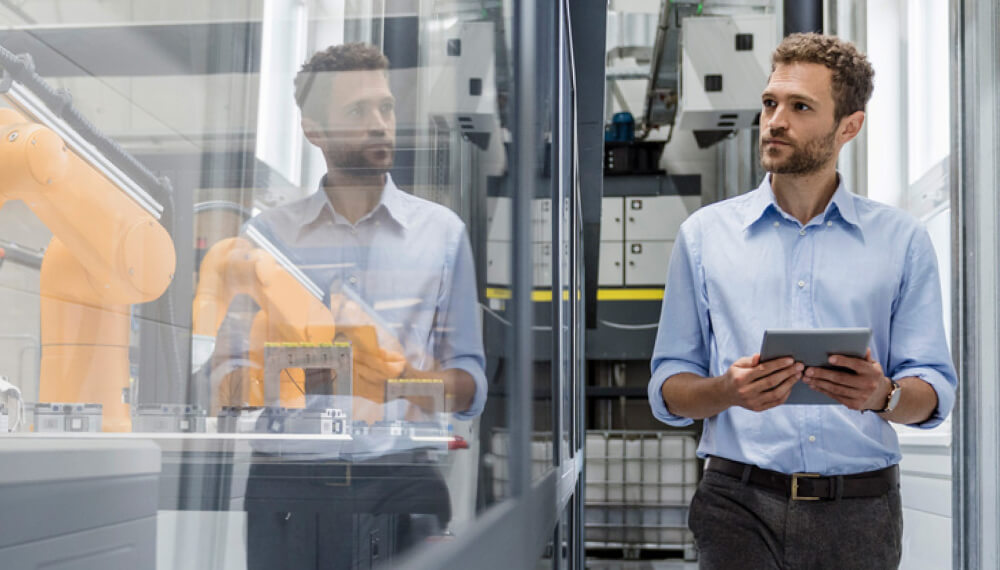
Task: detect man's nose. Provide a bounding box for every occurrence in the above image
[365,108,389,134]
[767,105,789,130]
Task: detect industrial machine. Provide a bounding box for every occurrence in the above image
[0,47,176,432]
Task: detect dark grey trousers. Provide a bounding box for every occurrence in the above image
[688,469,903,570]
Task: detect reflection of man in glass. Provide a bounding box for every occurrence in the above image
[248,42,486,421]
[242,43,487,567]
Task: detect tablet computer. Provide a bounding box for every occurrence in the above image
[759,328,872,405]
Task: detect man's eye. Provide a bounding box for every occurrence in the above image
[380,103,394,114]
[795,103,811,111]
[762,100,776,108]
[346,107,362,118]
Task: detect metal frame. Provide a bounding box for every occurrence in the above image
[399,0,589,567]
[952,0,1000,568]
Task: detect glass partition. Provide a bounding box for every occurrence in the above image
[0,1,583,568]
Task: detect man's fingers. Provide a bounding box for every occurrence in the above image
[827,353,882,375]
[732,355,757,368]
[757,364,803,391]
[737,365,802,405]
[805,377,858,398]
[752,373,801,409]
[746,357,797,381]
[769,371,801,396]
[804,366,862,388]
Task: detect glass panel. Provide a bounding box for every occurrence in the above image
[0,0,561,567]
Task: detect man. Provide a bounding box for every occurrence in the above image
[238,43,487,567]
[245,42,486,421]
[647,33,956,569]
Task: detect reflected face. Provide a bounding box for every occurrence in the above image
[758,62,839,175]
[309,69,397,176]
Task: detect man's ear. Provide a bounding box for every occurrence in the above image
[837,110,865,145]
[301,117,323,146]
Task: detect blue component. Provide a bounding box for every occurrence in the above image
[605,111,635,142]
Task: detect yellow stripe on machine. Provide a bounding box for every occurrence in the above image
[484,288,663,301]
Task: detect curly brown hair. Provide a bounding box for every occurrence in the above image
[294,43,390,122]
[772,33,874,122]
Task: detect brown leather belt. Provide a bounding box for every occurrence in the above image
[706,456,899,501]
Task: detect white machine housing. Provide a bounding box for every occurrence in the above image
[677,14,777,131]
[424,20,498,134]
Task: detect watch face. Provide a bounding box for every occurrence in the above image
[887,382,902,411]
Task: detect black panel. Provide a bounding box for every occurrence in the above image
[383,16,419,69]
[602,174,700,197]
[735,33,754,51]
[693,129,734,149]
[704,74,723,92]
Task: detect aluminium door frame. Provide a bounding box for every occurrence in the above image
[952,0,1000,568]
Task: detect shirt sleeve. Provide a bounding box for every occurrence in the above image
[887,227,958,429]
[435,225,488,420]
[648,221,712,427]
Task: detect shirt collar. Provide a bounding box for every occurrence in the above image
[742,173,861,232]
[298,173,410,233]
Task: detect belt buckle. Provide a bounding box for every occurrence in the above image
[791,472,821,500]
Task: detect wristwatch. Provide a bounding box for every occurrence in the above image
[879,378,902,413]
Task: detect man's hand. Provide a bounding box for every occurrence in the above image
[723,354,803,412]
[802,348,890,411]
[354,345,406,388]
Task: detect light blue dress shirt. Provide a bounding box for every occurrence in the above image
[249,174,487,420]
[647,175,957,475]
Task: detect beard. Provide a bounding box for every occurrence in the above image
[759,126,837,175]
[327,142,395,177]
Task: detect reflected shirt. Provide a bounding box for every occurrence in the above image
[647,174,957,475]
[249,174,486,420]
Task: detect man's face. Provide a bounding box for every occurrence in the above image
[758,62,841,175]
[309,69,396,176]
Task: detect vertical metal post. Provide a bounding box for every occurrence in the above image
[953,0,1000,568]
[551,0,566,467]
[510,0,538,501]
[784,0,824,35]
[568,0,606,331]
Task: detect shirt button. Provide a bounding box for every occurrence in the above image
[348,275,358,285]
[799,229,806,236]
[350,228,358,236]
[827,221,833,227]
[809,435,816,442]
[773,221,780,227]
[797,280,806,288]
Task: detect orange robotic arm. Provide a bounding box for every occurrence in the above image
[192,236,336,410]
[0,107,176,432]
